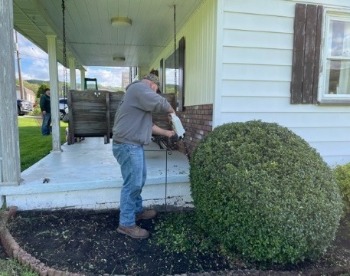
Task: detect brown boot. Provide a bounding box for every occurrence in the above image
[136,209,157,221]
[117,225,149,239]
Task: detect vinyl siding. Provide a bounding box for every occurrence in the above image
[215,0,350,166]
[151,0,216,106]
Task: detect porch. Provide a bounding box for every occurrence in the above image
[0,138,192,211]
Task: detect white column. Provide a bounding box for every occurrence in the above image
[69,57,76,90]
[47,35,62,152]
[0,0,21,185]
[80,69,86,90]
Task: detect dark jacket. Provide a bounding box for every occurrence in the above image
[40,94,51,113]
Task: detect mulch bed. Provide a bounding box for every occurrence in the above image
[3,209,350,275]
[0,241,8,259]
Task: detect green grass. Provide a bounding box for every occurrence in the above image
[18,117,67,171]
[0,117,67,275]
[0,259,37,276]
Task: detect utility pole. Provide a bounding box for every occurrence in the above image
[14,31,24,99]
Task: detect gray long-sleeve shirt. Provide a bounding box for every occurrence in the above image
[112,80,172,145]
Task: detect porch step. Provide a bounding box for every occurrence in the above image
[1,179,193,210]
[0,138,192,210]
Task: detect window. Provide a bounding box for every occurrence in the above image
[319,10,350,103]
[164,51,179,94]
[291,4,350,104]
[164,37,185,111]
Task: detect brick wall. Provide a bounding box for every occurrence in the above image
[177,104,213,158]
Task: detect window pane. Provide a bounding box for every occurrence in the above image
[326,59,350,94]
[329,20,350,57]
[165,68,180,93]
[165,50,179,94]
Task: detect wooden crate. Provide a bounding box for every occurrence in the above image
[67,90,124,144]
[67,90,176,145]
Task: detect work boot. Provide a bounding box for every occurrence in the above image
[117,225,149,239]
[136,209,157,221]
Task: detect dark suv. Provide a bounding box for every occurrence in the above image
[17,99,33,116]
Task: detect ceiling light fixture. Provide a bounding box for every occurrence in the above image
[111,17,132,27]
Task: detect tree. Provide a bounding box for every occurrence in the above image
[37,84,49,98]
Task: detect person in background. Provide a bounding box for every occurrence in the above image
[112,73,175,239]
[40,88,51,135]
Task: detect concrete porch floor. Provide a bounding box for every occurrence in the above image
[1,138,192,211]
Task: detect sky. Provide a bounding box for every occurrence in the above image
[14,32,129,88]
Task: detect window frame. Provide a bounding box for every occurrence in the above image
[319,8,350,104]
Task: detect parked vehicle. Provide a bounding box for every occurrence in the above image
[59,98,68,120]
[17,99,33,116]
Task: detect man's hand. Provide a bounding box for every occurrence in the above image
[165,130,176,138]
[152,124,175,138]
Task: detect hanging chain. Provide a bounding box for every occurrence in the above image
[62,0,68,99]
[173,5,177,97]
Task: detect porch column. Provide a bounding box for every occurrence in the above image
[69,57,76,90]
[47,35,62,152]
[80,69,86,90]
[0,0,21,185]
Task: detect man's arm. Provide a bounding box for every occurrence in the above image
[152,124,175,138]
[168,105,175,114]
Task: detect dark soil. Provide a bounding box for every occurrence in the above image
[4,209,350,275]
[0,239,9,259]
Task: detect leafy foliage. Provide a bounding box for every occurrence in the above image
[190,120,343,265]
[37,83,49,98]
[334,163,350,214]
[152,211,230,272]
[30,100,42,116]
[154,211,213,254]
[0,258,37,276]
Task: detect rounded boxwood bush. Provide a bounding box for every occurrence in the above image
[190,120,342,265]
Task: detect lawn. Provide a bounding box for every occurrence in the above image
[18,116,67,171]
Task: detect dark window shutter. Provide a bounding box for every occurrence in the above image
[178,37,185,111]
[291,4,323,104]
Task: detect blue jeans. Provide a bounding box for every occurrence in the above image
[112,143,146,226]
[41,113,51,135]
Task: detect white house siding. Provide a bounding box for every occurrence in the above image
[16,86,36,104]
[151,0,217,106]
[215,0,350,166]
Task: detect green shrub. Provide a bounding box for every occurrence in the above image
[29,99,41,116]
[190,120,343,265]
[334,163,350,214]
[154,211,213,255]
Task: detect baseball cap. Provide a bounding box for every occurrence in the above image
[143,73,160,87]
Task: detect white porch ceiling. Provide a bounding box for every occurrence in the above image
[13,0,202,69]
